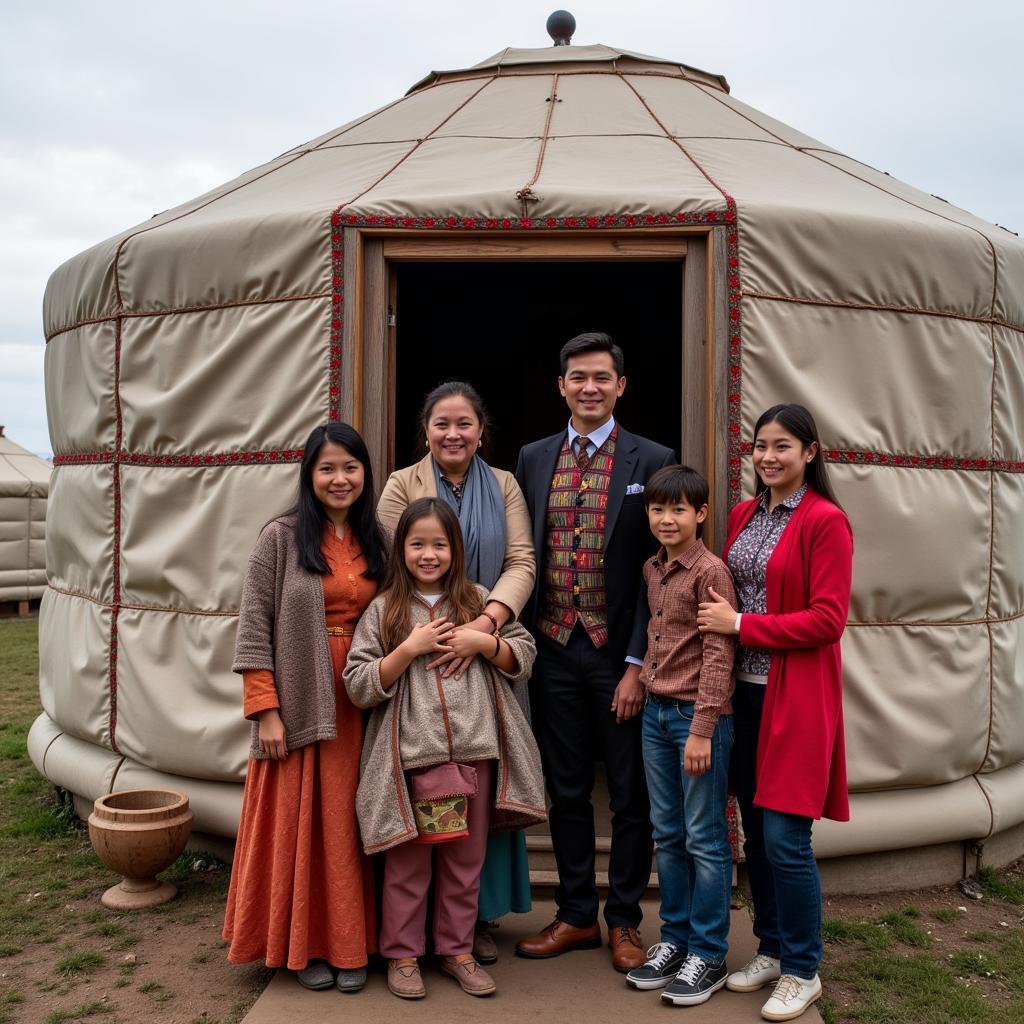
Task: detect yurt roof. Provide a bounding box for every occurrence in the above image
[44,35,1023,342]
[407,43,731,93]
[0,428,49,495]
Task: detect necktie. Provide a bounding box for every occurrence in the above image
[574,435,592,470]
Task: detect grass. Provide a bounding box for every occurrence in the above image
[822,908,931,952]
[821,904,1024,1023]
[44,1002,112,1024]
[978,866,1024,906]
[949,949,999,978]
[0,989,25,1024]
[55,951,105,977]
[934,907,963,923]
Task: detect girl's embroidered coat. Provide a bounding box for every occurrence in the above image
[723,489,854,822]
[343,584,547,854]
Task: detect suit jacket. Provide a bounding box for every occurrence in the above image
[377,453,536,617]
[515,425,675,667]
[724,489,853,821]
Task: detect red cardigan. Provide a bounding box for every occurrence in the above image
[723,488,853,822]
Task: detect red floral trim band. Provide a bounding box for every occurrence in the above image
[723,197,743,503]
[332,209,734,232]
[53,449,305,467]
[734,443,1024,473]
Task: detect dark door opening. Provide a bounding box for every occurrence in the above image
[393,261,683,472]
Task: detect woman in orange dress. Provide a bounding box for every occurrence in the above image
[223,422,388,993]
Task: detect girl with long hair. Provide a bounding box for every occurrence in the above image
[343,498,546,1000]
[224,422,387,994]
[377,380,536,961]
[697,403,853,1021]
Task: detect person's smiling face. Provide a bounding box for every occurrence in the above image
[311,441,365,520]
[558,350,626,433]
[426,395,483,480]
[647,497,707,559]
[403,514,452,594]
[753,419,816,500]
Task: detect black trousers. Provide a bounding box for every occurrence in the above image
[530,626,653,928]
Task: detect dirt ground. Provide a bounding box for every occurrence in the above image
[7,849,1021,1024]
[819,859,1024,1022]
[3,852,269,1024]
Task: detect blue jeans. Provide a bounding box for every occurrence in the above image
[733,681,822,980]
[642,697,734,964]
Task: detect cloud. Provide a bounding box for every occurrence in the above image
[2,0,1021,453]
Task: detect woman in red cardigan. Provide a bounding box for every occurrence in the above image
[697,404,852,1022]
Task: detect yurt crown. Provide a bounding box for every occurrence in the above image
[546,10,576,46]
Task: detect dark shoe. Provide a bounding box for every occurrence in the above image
[440,954,496,996]
[626,942,687,990]
[335,966,367,993]
[608,926,645,973]
[473,920,499,965]
[515,918,602,959]
[387,957,426,999]
[295,959,334,990]
[661,953,728,1006]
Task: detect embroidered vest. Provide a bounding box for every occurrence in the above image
[538,428,617,647]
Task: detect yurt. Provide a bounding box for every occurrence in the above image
[29,18,1024,890]
[0,426,48,610]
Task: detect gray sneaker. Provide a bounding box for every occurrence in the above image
[661,953,728,1006]
[626,942,687,990]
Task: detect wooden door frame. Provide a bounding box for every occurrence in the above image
[341,226,731,549]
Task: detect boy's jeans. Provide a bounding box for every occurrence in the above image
[642,696,734,964]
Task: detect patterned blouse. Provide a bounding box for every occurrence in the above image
[727,484,808,679]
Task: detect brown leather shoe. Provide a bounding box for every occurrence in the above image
[440,954,496,996]
[608,926,645,973]
[387,957,426,999]
[515,918,602,959]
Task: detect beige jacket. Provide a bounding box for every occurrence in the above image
[343,585,547,854]
[377,453,535,618]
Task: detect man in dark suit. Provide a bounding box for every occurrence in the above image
[514,332,675,972]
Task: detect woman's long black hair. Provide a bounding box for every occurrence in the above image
[290,422,387,578]
[753,403,843,509]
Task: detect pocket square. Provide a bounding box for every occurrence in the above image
[625,483,645,495]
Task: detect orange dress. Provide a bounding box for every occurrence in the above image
[223,527,377,969]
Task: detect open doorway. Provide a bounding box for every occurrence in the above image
[393,261,683,472]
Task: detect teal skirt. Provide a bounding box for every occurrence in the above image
[477,830,531,920]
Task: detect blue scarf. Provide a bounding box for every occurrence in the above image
[432,455,507,591]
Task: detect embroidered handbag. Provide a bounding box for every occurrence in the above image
[408,762,478,844]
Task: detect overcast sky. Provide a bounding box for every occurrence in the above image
[2,0,1020,458]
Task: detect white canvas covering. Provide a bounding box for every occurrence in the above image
[0,429,48,602]
[29,42,1024,866]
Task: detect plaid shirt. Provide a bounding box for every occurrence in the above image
[639,539,737,737]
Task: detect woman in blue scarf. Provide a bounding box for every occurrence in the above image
[377,380,536,964]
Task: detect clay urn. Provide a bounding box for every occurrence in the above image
[88,789,193,910]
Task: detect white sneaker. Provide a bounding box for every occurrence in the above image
[760,974,822,1021]
[726,953,782,992]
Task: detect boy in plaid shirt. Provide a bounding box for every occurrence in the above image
[624,465,737,1006]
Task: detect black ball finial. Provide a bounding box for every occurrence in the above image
[546,10,576,46]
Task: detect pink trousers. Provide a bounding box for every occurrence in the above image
[379,759,494,958]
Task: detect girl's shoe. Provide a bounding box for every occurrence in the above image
[761,974,822,1021]
[440,954,496,996]
[387,957,426,999]
[295,959,335,990]
[473,920,499,964]
[726,953,782,991]
[335,966,367,993]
